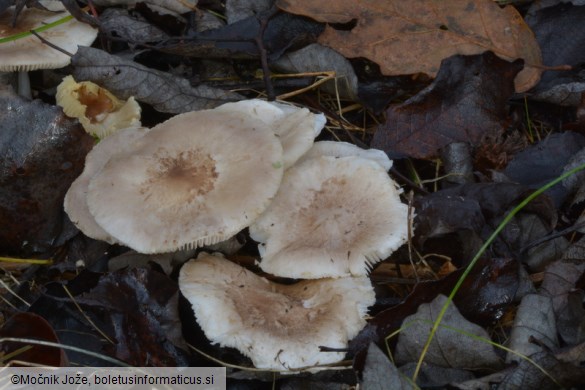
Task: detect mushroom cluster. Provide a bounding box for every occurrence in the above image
[65,99,325,253]
[65,98,410,371]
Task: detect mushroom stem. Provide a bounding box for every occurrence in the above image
[17,70,31,99]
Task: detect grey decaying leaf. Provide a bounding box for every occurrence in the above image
[395,295,502,370]
[506,293,559,364]
[540,256,585,345]
[71,47,242,114]
[226,0,272,24]
[361,343,413,390]
[99,8,169,43]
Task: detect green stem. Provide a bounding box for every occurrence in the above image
[0,14,74,44]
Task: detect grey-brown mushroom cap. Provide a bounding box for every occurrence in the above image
[0,6,98,71]
[87,109,284,254]
[215,99,325,169]
[179,253,375,370]
[250,156,409,278]
[64,126,149,243]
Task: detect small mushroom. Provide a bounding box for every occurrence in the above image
[86,108,284,253]
[64,126,150,243]
[250,155,410,278]
[56,75,142,138]
[0,3,98,98]
[215,99,326,168]
[179,252,375,370]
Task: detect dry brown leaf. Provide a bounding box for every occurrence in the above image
[277,0,542,92]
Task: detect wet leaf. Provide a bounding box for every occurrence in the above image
[371,52,522,159]
[71,47,242,114]
[0,85,94,255]
[277,0,541,92]
[0,312,67,366]
[394,295,502,369]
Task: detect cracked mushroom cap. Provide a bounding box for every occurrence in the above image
[0,4,97,71]
[179,252,375,370]
[64,126,150,243]
[86,109,284,253]
[250,155,410,278]
[298,141,393,171]
[215,99,326,168]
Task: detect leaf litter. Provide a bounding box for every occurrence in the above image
[1,0,585,387]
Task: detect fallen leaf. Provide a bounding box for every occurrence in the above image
[277,0,542,92]
[71,47,242,114]
[503,132,585,207]
[361,343,413,390]
[527,3,585,106]
[540,254,585,345]
[0,312,68,366]
[371,52,522,159]
[29,268,189,366]
[500,344,585,389]
[395,295,502,369]
[350,257,518,356]
[156,11,324,61]
[0,85,93,255]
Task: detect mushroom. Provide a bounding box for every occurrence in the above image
[298,140,393,171]
[179,252,375,370]
[56,75,142,138]
[250,155,409,278]
[0,3,98,98]
[215,99,326,168]
[64,126,150,243]
[86,108,284,253]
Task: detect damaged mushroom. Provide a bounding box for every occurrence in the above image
[86,108,284,253]
[250,155,410,278]
[56,75,141,138]
[179,252,375,370]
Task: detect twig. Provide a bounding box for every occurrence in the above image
[30,30,74,57]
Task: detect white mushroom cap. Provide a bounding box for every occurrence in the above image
[0,5,98,71]
[298,141,393,171]
[250,155,409,278]
[86,109,284,253]
[64,126,150,243]
[179,253,375,370]
[215,99,326,169]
